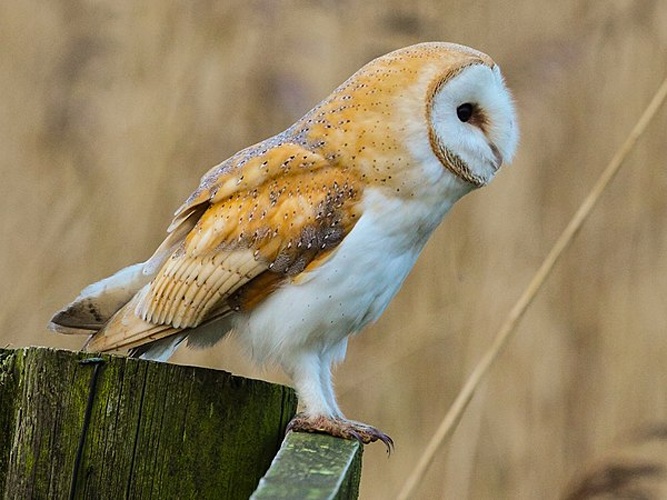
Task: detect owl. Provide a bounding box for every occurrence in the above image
[50,42,518,447]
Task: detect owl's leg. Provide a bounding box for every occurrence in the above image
[284,350,336,417]
[319,354,343,418]
[284,349,393,451]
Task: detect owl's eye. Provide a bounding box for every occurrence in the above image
[456,103,474,122]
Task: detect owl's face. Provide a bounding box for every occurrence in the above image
[428,58,518,188]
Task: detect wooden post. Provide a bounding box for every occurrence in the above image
[0,347,362,499]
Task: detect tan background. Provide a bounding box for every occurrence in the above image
[2,1,667,498]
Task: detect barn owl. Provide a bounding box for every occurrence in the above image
[50,42,518,448]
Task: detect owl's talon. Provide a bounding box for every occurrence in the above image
[348,429,363,443]
[287,413,394,453]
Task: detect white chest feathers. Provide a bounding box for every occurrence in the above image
[233,186,458,365]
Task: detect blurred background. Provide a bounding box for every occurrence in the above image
[2,0,667,498]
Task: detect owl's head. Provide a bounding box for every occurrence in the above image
[297,42,518,192]
[425,44,518,187]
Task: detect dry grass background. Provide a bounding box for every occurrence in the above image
[2,0,667,498]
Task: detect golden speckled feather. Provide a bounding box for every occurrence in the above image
[85,144,362,352]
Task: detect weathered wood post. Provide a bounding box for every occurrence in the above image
[0,347,362,499]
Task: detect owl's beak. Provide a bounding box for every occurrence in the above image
[489,143,503,170]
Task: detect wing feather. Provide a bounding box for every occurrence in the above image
[86,140,363,353]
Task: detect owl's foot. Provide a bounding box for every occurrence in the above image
[286,413,394,452]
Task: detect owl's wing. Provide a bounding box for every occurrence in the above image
[85,141,362,352]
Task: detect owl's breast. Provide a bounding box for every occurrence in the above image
[232,186,455,365]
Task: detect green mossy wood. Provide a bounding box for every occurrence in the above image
[0,347,363,499]
[0,347,296,499]
[252,432,362,500]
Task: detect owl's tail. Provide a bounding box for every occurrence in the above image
[48,262,152,336]
[49,206,197,337]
